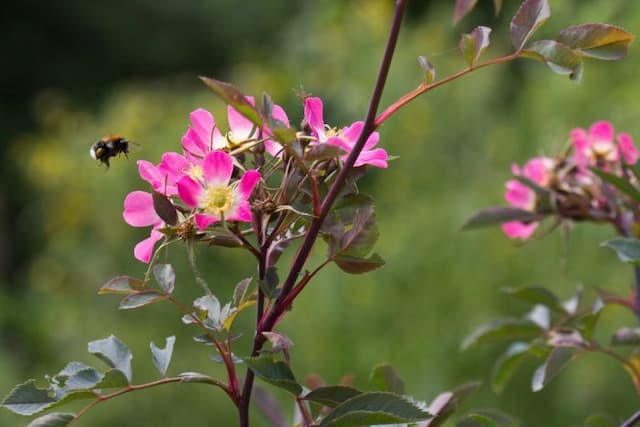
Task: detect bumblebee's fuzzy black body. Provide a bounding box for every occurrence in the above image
[90,134,130,167]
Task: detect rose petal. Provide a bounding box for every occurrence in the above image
[504,180,534,210]
[134,228,165,263]
[203,151,233,187]
[182,128,208,158]
[238,170,261,199]
[177,175,203,208]
[123,191,161,227]
[342,121,364,145]
[272,104,290,127]
[190,108,215,146]
[195,213,219,230]
[137,160,163,189]
[589,120,614,142]
[228,96,256,142]
[227,201,252,222]
[618,132,639,165]
[354,148,388,168]
[304,97,326,140]
[502,221,537,240]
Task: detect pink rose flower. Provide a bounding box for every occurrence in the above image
[303,97,388,168]
[177,151,261,230]
[571,120,638,167]
[502,157,553,240]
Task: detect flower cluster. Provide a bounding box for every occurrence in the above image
[122,96,389,262]
[503,120,639,240]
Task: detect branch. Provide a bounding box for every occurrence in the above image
[374,52,520,127]
[621,409,640,427]
[68,375,226,426]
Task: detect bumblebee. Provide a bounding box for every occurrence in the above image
[90,134,130,167]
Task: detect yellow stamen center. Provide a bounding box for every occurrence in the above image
[203,185,235,216]
[189,165,204,179]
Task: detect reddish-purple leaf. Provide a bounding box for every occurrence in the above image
[199,76,262,127]
[453,0,478,24]
[98,276,145,295]
[521,40,583,81]
[510,0,551,51]
[557,24,634,60]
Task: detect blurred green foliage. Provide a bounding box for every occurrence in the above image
[1,0,640,426]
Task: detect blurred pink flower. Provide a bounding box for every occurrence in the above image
[123,191,165,263]
[303,97,388,168]
[177,151,261,230]
[502,157,553,240]
[571,120,638,167]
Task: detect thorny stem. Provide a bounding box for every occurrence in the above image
[238,1,408,425]
[239,216,269,426]
[68,376,226,426]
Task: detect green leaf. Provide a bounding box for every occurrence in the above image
[88,335,133,383]
[178,372,220,385]
[318,392,430,427]
[461,207,539,230]
[590,166,640,202]
[153,264,175,294]
[578,298,604,341]
[27,413,75,427]
[233,278,253,306]
[557,24,634,60]
[602,238,640,264]
[151,336,176,377]
[462,318,543,350]
[152,191,178,226]
[457,409,520,427]
[97,276,145,295]
[62,367,102,390]
[510,0,550,50]
[305,144,347,162]
[418,56,436,84]
[194,294,222,330]
[502,286,566,314]
[334,253,385,274]
[244,355,302,396]
[93,369,129,389]
[119,290,166,310]
[453,0,478,24]
[304,386,362,408]
[610,327,640,346]
[271,127,297,146]
[531,347,575,392]
[491,343,530,394]
[1,380,56,415]
[521,40,583,81]
[199,76,262,128]
[336,205,379,258]
[460,26,492,67]
[370,363,405,394]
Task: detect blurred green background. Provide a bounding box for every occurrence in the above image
[1,0,639,426]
